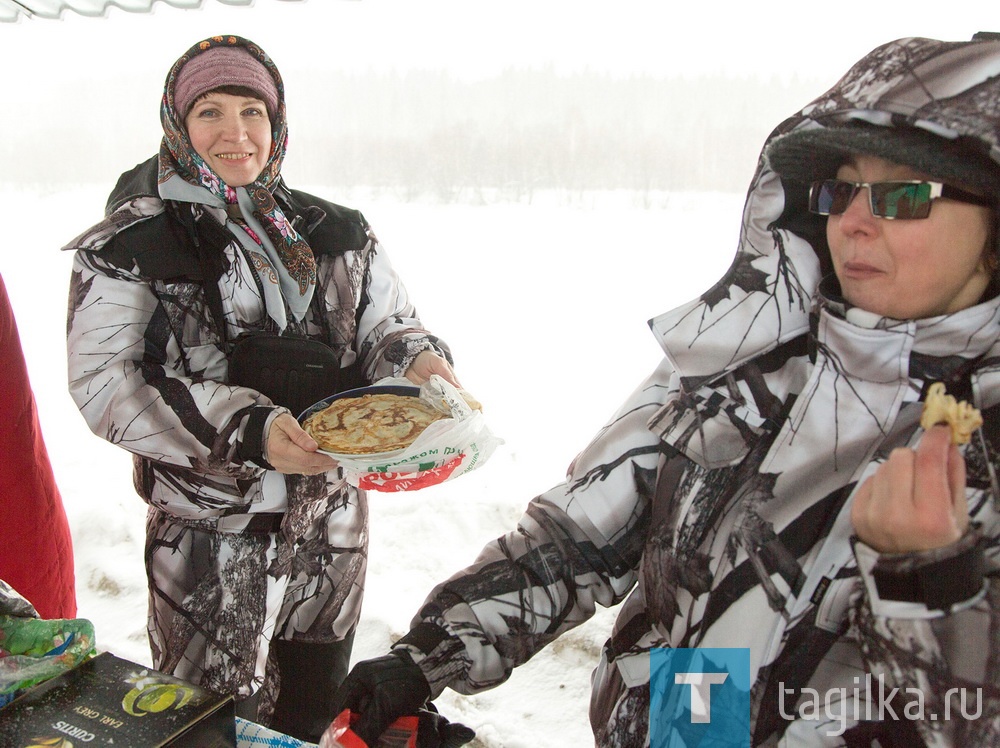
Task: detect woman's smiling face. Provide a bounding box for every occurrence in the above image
[184,91,272,187]
[825,154,994,319]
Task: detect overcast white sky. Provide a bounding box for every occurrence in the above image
[2,0,998,84]
[1,0,998,194]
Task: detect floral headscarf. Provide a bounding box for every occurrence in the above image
[157,35,316,328]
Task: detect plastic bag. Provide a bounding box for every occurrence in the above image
[310,375,503,492]
[236,716,318,747]
[0,615,96,708]
[318,709,417,748]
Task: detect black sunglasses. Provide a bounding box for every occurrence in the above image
[809,179,993,220]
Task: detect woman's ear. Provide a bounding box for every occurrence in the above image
[985,213,1000,273]
[979,220,1000,301]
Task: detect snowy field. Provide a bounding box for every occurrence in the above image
[1,183,740,746]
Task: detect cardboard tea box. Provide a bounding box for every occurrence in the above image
[0,651,235,747]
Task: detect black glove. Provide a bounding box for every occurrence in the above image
[415,703,476,748]
[331,650,431,746]
[330,650,475,748]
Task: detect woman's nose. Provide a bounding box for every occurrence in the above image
[834,186,878,234]
[220,120,247,140]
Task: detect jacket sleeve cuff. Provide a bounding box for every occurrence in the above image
[389,334,453,377]
[391,621,470,699]
[237,406,287,470]
[853,530,986,618]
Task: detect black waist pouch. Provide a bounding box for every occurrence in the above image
[228,332,365,417]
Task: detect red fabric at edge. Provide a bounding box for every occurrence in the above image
[0,273,76,619]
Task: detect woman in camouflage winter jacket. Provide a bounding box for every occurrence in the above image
[64,35,458,742]
[333,34,1000,748]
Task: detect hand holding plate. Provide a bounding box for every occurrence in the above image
[265,412,339,475]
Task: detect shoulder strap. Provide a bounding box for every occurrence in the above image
[274,181,371,256]
[278,185,378,343]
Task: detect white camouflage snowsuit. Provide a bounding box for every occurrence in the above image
[65,162,451,716]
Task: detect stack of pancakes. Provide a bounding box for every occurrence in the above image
[304,392,478,455]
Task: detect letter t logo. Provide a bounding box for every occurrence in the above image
[651,648,750,746]
[675,672,729,723]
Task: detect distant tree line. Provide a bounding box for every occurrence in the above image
[283,68,824,202]
[5,68,827,201]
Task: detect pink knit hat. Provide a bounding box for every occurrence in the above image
[174,46,279,119]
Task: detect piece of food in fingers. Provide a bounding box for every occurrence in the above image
[920,381,983,445]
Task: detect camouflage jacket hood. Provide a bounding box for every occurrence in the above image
[650,33,1000,391]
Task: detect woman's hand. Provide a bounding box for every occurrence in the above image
[404,350,462,388]
[851,424,969,553]
[265,412,338,475]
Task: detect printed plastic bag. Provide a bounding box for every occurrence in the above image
[308,375,503,492]
[318,709,417,748]
[0,615,96,708]
[236,716,318,747]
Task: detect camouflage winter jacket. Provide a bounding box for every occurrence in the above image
[391,35,1000,747]
[65,157,451,522]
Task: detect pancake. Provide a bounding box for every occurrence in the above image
[303,393,448,455]
[920,382,983,446]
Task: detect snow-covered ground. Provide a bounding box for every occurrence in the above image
[1,183,740,746]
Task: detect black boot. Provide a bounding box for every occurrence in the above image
[269,632,356,742]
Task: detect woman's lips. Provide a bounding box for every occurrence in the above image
[840,261,883,280]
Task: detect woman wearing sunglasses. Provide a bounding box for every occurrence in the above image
[328,34,1000,747]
